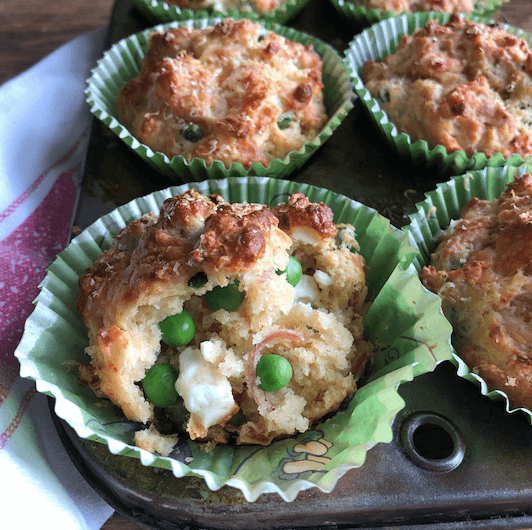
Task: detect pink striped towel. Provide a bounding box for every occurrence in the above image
[0,27,115,529]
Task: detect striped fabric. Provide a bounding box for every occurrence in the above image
[0,26,114,529]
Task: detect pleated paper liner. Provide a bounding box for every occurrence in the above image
[344,12,532,178]
[402,164,532,422]
[85,17,354,183]
[15,177,452,502]
[330,0,508,29]
[131,0,311,24]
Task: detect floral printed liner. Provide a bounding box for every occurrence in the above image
[15,177,452,502]
[344,12,532,177]
[330,0,509,29]
[403,164,532,422]
[85,16,354,182]
[132,0,311,24]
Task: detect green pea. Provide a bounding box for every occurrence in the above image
[183,124,204,142]
[277,112,293,130]
[159,310,195,347]
[276,256,302,287]
[188,271,208,289]
[142,363,179,408]
[256,354,292,391]
[205,280,244,311]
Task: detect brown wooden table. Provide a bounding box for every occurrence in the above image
[1,0,531,528]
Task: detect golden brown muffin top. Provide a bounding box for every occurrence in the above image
[116,19,327,169]
[422,173,532,285]
[272,191,337,241]
[363,15,532,158]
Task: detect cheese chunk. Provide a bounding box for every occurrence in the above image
[176,345,236,431]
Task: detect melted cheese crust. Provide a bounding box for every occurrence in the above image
[421,174,532,411]
[117,18,327,169]
[363,15,532,159]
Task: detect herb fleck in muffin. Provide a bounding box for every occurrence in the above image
[117,18,327,170]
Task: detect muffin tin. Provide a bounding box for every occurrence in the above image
[23,0,532,526]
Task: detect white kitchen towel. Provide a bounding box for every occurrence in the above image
[0,26,116,530]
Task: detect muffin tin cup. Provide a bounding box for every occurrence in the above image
[85,17,354,182]
[132,0,312,24]
[330,0,509,29]
[344,12,532,177]
[15,177,452,502]
[403,163,532,421]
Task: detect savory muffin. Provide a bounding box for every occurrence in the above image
[352,0,480,15]
[116,18,328,170]
[163,0,286,15]
[420,174,532,411]
[77,190,370,454]
[362,15,532,159]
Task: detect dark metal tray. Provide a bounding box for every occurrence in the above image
[58,0,532,527]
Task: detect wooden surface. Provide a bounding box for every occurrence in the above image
[1,0,530,528]
[0,0,114,85]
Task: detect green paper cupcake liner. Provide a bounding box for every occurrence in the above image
[402,163,532,421]
[85,17,354,182]
[330,0,508,29]
[344,12,532,177]
[132,0,311,24]
[15,177,452,502]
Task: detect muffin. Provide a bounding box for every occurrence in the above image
[115,18,327,171]
[87,18,353,181]
[332,0,507,30]
[345,13,532,175]
[16,177,452,501]
[352,0,481,15]
[161,0,287,16]
[363,15,532,159]
[77,189,371,452]
[131,0,311,23]
[420,173,532,411]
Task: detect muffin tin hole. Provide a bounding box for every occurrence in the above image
[399,412,465,472]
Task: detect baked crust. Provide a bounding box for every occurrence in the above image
[117,18,327,169]
[78,190,370,453]
[420,174,532,411]
[363,15,532,159]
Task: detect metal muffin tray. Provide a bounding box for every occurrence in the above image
[54,0,532,527]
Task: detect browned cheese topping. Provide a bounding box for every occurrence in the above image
[363,15,532,159]
[117,19,327,169]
